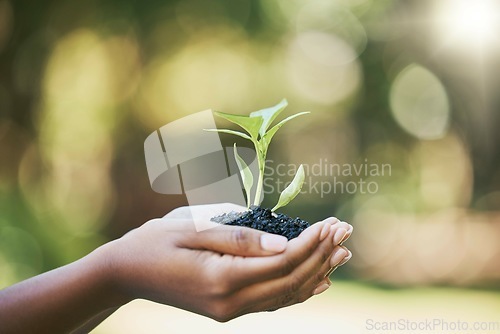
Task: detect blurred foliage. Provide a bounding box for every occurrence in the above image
[1,0,500,294]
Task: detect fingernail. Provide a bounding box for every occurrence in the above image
[337,249,352,266]
[339,224,354,245]
[319,223,331,241]
[339,232,351,245]
[261,234,288,253]
[322,217,340,225]
[325,265,337,277]
[341,222,353,233]
[330,247,348,267]
[313,283,330,295]
[333,228,348,245]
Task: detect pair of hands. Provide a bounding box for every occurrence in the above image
[104,203,353,322]
[0,203,353,334]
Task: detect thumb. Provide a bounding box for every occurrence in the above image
[189,225,288,257]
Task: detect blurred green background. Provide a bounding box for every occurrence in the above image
[1,0,499,332]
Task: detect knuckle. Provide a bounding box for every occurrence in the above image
[212,282,231,297]
[284,274,303,294]
[206,270,232,297]
[320,246,331,263]
[203,267,233,297]
[314,270,325,284]
[278,293,295,307]
[211,301,234,323]
[305,238,318,255]
[279,256,297,276]
[203,267,220,285]
[232,229,251,252]
[297,293,310,304]
[203,264,217,280]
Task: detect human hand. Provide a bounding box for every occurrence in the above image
[102,203,353,322]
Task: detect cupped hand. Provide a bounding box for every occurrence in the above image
[103,203,353,322]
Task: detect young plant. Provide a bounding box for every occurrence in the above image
[205,99,308,211]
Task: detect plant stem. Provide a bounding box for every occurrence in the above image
[253,163,264,206]
[253,143,265,206]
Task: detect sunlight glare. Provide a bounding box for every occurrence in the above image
[438,0,499,48]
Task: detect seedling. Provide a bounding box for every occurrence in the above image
[205,99,309,211]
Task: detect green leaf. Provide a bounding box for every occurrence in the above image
[272,164,305,211]
[233,144,254,208]
[249,98,288,137]
[214,111,263,140]
[262,111,309,147]
[204,128,252,141]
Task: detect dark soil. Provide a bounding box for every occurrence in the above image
[211,205,310,240]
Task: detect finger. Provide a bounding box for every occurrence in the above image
[228,219,350,285]
[228,222,338,309]
[242,276,333,316]
[229,221,352,317]
[304,245,349,287]
[339,222,354,245]
[182,225,288,256]
[229,241,338,318]
[330,221,352,245]
[325,247,352,277]
[226,219,337,286]
[313,245,350,285]
[316,221,353,279]
[246,266,334,315]
[285,245,350,306]
[237,258,342,317]
[312,277,332,296]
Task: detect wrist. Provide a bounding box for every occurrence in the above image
[87,239,134,307]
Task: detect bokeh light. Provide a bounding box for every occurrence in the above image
[295,1,367,56]
[389,64,450,140]
[38,29,118,236]
[286,31,361,105]
[137,30,256,128]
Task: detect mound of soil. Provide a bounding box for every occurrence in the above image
[211,205,310,240]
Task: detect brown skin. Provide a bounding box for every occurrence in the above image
[0,203,352,333]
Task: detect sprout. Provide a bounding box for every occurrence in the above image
[205,99,309,211]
